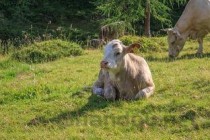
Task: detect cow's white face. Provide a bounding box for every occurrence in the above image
[101,40,140,72]
[167,29,186,58]
[101,40,124,72]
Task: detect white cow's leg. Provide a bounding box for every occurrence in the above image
[92,69,105,96]
[104,83,116,100]
[135,86,155,99]
[196,38,203,55]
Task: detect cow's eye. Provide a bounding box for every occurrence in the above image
[115,52,121,56]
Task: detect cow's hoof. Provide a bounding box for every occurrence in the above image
[104,92,116,101]
[135,92,146,100]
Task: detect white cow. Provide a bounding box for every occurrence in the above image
[92,40,155,100]
[166,0,210,57]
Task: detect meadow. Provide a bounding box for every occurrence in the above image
[0,36,210,139]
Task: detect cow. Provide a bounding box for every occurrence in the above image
[165,0,210,58]
[92,40,155,100]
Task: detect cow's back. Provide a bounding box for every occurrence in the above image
[176,0,210,34]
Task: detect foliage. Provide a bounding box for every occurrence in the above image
[0,0,188,44]
[0,0,97,45]
[0,0,189,55]
[100,21,133,40]
[120,35,166,52]
[11,39,83,63]
[0,36,210,139]
[101,21,126,33]
[94,0,187,34]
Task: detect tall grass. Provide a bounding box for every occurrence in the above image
[11,39,83,63]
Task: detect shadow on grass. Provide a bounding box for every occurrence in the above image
[145,53,210,62]
[179,53,210,59]
[27,93,112,126]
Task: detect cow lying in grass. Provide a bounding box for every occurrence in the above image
[93,40,155,100]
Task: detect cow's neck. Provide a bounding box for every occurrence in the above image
[174,26,190,41]
[115,54,139,80]
[109,54,140,82]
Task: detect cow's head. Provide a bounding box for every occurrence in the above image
[101,39,140,72]
[165,28,186,58]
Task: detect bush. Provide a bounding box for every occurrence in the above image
[120,35,167,52]
[11,39,83,63]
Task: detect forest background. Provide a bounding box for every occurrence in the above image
[0,0,188,44]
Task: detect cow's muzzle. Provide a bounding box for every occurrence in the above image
[100,61,109,69]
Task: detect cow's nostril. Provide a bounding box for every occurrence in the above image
[101,61,108,65]
[101,61,108,68]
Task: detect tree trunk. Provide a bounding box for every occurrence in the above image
[144,0,151,37]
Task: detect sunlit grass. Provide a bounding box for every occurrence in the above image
[0,36,210,139]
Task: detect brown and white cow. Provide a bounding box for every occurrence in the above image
[92,40,155,100]
[166,0,210,58]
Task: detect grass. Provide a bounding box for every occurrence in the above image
[0,36,210,139]
[11,39,83,63]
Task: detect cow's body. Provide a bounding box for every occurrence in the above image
[93,40,155,100]
[167,0,210,57]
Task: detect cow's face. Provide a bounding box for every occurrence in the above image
[167,29,185,58]
[101,40,140,72]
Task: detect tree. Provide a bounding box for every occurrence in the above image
[94,0,187,36]
[144,0,151,37]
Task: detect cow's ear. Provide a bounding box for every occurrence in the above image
[167,29,181,38]
[163,28,181,37]
[126,43,141,53]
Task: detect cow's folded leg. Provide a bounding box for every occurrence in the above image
[135,86,155,100]
[104,85,116,101]
[92,69,106,96]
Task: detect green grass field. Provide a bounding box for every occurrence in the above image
[0,36,210,139]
